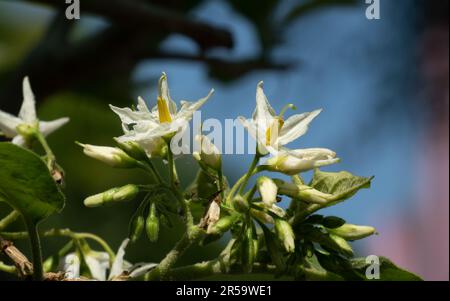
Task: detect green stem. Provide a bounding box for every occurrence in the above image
[34,131,56,170]
[145,225,204,281]
[238,154,260,195]
[0,261,16,274]
[0,228,115,262]
[0,210,20,231]
[24,220,43,281]
[166,148,193,228]
[218,168,225,200]
[225,166,265,205]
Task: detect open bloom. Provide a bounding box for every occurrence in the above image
[60,239,157,281]
[110,73,214,152]
[265,148,340,175]
[238,81,321,155]
[0,77,69,146]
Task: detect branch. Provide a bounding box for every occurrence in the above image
[26,0,233,50]
[0,235,33,279]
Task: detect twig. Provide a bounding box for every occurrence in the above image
[0,235,33,278]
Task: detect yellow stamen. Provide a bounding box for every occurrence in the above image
[266,117,284,146]
[157,97,172,123]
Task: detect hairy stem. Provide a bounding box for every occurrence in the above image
[238,154,260,195]
[145,225,204,281]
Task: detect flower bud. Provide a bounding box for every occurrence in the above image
[129,215,145,243]
[257,176,278,207]
[193,135,222,171]
[115,139,148,161]
[242,225,255,273]
[84,184,139,207]
[206,214,240,237]
[273,179,332,204]
[77,142,138,168]
[274,219,295,253]
[329,233,353,257]
[250,208,274,224]
[266,148,339,175]
[329,224,376,241]
[146,203,160,243]
[232,195,249,213]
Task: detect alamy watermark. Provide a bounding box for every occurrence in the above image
[365,0,380,20]
[65,0,80,20]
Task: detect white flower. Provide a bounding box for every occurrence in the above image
[0,77,69,146]
[111,73,214,149]
[77,143,138,168]
[238,81,321,155]
[60,238,157,281]
[256,176,278,207]
[193,135,222,171]
[265,148,340,175]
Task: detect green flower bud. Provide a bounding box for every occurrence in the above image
[77,142,138,168]
[242,225,255,273]
[274,219,295,253]
[329,233,354,257]
[207,214,240,235]
[115,139,148,161]
[129,215,145,243]
[232,195,249,213]
[329,224,376,241]
[273,179,332,204]
[84,184,139,207]
[146,203,160,243]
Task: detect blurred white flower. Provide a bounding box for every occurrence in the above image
[238,81,321,155]
[111,73,214,150]
[0,77,69,146]
[60,238,157,281]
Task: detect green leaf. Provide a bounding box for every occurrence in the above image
[0,143,65,223]
[310,169,374,203]
[350,256,423,281]
[300,253,344,281]
[322,216,346,228]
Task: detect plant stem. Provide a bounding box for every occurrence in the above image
[238,154,260,195]
[34,131,56,170]
[0,228,115,262]
[218,168,225,200]
[24,220,43,281]
[225,166,265,205]
[0,210,20,231]
[0,261,16,274]
[145,225,204,281]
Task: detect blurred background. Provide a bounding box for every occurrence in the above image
[0,0,448,280]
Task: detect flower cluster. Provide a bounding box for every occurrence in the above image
[1,74,419,282]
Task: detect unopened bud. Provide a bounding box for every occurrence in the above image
[232,195,249,213]
[274,219,295,253]
[84,184,139,207]
[329,224,376,241]
[193,135,222,171]
[146,203,159,243]
[257,176,278,206]
[115,139,148,161]
[77,142,138,168]
[129,215,145,243]
[329,233,353,257]
[274,179,332,204]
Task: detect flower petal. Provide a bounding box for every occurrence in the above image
[11,135,25,146]
[39,117,70,136]
[159,72,177,114]
[19,77,37,123]
[0,110,21,137]
[109,104,153,125]
[109,238,130,280]
[176,88,214,121]
[254,81,276,122]
[60,253,81,279]
[129,263,158,278]
[85,252,110,281]
[278,109,322,145]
